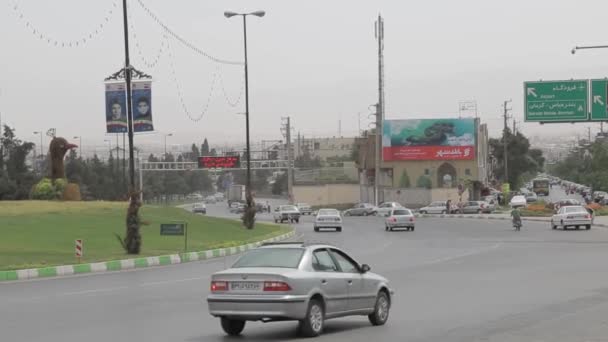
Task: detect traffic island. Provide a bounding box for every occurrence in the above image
[0,201,293,281]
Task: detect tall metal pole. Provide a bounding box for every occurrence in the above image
[122,0,136,191]
[503,100,511,186]
[374,15,384,206]
[286,117,293,203]
[123,132,126,189]
[242,14,252,208]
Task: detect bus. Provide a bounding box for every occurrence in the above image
[532,178,550,196]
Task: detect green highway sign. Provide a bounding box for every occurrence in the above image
[524,80,588,122]
[591,79,608,121]
[160,223,185,236]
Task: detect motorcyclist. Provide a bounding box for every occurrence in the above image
[511,207,522,229]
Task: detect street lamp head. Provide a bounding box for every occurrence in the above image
[571,47,577,55]
[167,133,173,137]
[224,11,238,18]
[250,10,265,17]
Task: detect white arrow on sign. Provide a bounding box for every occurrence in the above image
[594,95,604,105]
[527,87,537,97]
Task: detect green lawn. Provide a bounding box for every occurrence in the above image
[0,201,290,270]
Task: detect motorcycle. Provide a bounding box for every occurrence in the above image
[513,218,522,231]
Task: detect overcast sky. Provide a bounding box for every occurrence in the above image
[2,0,608,154]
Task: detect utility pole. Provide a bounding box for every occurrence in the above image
[503,100,512,186]
[588,126,592,142]
[121,0,136,192]
[512,119,516,135]
[281,117,293,203]
[374,14,385,206]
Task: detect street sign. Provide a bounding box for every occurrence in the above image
[591,79,608,121]
[524,80,588,122]
[160,223,185,236]
[75,239,83,257]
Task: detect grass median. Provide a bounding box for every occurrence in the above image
[0,201,290,270]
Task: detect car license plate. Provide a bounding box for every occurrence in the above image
[230,281,261,291]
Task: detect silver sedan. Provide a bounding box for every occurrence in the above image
[551,205,592,230]
[207,242,394,337]
[314,208,343,232]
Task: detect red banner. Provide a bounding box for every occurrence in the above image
[198,156,240,169]
[383,146,475,161]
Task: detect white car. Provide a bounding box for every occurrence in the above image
[314,208,343,232]
[551,205,592,230]
[509,195,527,208]
[193,202,207,214]
[273,205,301,223]
[418,201,450,214]
[375,202,403,217]
[205,195,217,204]
[385,208,415,231]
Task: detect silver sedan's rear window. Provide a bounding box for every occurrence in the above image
[232,248,305,268]
[393,209,411,215]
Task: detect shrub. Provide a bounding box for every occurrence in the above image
[416,175,432,189]
[62,183,81,201]
[31,178,57,200]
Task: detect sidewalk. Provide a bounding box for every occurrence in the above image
[415,212,608,228]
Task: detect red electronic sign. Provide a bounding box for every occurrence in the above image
[198,156,240,169]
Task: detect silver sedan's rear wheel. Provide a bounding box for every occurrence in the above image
[220,317,246,336]
[369,291,390,326]
[299,299,324,337]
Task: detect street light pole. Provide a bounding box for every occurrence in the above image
[225,10,265,213]
[121,0,136,191]
[164,133,173,157]
[33,131,43,159]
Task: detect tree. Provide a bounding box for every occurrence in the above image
[0,125,37,199]
[398,170,411,188]
[489,130,543,189]
[201,138,210,156]
[272,172,288,195]
[416,175,432,189]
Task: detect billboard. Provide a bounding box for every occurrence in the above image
[382,118,476,161]
[198,156,241,169]
[105,83,128,133]
[132,81,154,132]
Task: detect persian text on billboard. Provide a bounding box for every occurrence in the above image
[382,118,476,161]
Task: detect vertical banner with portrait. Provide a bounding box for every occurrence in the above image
[105,83,128,133]
[132,81,154,132]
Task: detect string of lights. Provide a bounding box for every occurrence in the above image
[135,0,243,66]
[127,2,165,69]
[218,69,245,108]
[166,35,219,122]
[11,1,118,48]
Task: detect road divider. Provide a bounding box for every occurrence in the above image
[415,213,608,228]
[0,228,295,282]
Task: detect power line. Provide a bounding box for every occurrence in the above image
[11,1,118,48]
[217,69,245,108]
[166,35,218,122]
[135,0,243,65]
[127,2,166,69]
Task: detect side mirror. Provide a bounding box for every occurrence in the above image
[360,264,371,273]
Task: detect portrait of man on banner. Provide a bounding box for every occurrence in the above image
[105,83,128,133]
[132,81,154,132]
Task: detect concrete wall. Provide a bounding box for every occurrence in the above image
[293,184,361,206]
[359,186,470,208]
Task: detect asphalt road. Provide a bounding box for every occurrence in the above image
[4,196,608,341]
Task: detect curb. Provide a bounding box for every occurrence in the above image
[0,229,295,282]
[414,213,608,228]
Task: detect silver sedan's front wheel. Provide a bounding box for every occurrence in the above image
[299,299,324,337]
[369,291,390,326]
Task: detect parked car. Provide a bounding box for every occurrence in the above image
[343,203,377,216]
[205,195,217,204]
[313,208,343,232]
[525,192,538,203]
[509,195,527,208]
[192,202,207,214]
[207,242,393,337]
[419,201,452,214]
[460,201,494,214]
[296,203,313,215]
[550,205,592,230]
[229,202,246,214]
[375,202,403,217]
[554,198,582,211]
[187,193,204,201]
[385,208,415,231]
[273,205,301,223]
[214,192,225,201]
[483,197,497,212]
[593,191,608,203]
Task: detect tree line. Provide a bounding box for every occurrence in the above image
[489,129,545,189]
[550,139,608,191]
